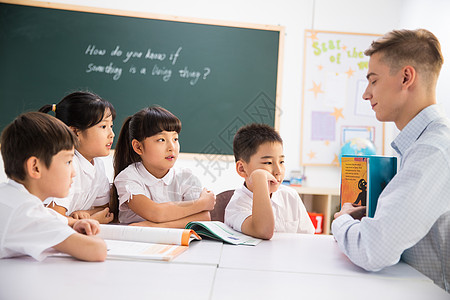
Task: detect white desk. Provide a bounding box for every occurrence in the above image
[0,256,217,300]
[212,268,449,300]
[175,239,223,265]
[1,233,448,300]
[219,233,427,280]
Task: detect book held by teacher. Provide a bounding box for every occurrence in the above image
[340,155,397,218]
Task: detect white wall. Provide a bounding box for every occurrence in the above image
[2,0,449,194]
[398,0,450,113]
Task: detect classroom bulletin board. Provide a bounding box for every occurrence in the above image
[300,30,383,166]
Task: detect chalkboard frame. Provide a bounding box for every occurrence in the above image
[0,0,284,158]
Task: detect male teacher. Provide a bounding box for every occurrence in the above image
[332,28,450,292]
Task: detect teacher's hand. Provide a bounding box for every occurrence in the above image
[334,203,366,220]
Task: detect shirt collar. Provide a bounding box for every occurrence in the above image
[8,179,29,193]
[7,179,41,201]
[136,162,174,187]
[241,183,284,207]
[391,104,445,156]
[75,150,95,176]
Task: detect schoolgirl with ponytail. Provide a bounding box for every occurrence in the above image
[40,91,115,224]
[112,106,215,227]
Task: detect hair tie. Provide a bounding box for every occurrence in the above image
[51,104,56,112]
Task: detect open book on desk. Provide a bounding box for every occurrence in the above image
[185,221,262,246]
[97,225,202,261]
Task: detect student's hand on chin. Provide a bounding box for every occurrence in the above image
[73,219,101,235]
[255,170,278,194]
[267,176,280,194]
[334,203,366,221]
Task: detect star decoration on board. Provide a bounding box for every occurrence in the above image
[332,154,339,165]
[345,67,356,78]
[324,140,330,146]
[307,151,316,160]
[342,45,347,51]
[307,31,319,41]
[308,81,325,99]
[330,107,344,121]
[318,65,324,71]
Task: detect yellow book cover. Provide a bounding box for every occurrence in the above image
[341,157,367,206]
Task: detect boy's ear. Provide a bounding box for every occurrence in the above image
[235,160,248,178]
[131,139,143,155]
[25,156,42,179]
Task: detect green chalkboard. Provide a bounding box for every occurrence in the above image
[0,1,282,155]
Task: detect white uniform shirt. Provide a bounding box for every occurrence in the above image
[44,150,110,215]
[114,162,203,224]
[225,184,315,234]
[0,180,75,261]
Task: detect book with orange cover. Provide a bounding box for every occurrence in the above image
[97,225,201,261]
[341,155,397,218]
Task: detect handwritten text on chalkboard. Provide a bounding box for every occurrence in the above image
[84,45,211,85]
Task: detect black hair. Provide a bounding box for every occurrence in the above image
[38,91,116,130]
[233,123,282,163]
[1,112,77,181]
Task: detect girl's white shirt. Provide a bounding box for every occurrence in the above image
[43,150,110,215]
[114,162,203,224]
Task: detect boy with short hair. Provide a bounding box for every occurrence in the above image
[225,123,314,239]
[0,112,107,262]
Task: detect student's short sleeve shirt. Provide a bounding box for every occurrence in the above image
[0,180,75,261]
[44,150,110,214]
[224,184,315,234]
[114,162,203,224]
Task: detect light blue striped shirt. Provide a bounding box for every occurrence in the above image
[332,104,450,292]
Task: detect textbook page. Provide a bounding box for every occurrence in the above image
[99,224,201,246]
[185,221,262,246]
[104,239,188,261]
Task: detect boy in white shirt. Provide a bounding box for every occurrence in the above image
[225,123,315,239]
[0,112,106,261]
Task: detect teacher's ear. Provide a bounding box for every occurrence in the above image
[401,65,416,89]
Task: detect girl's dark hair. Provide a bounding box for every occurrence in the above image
[110,106,181,217]
[38,91,116,130]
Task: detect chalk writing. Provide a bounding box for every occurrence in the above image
[86,62,122,80]
[83,44,210,85]
[152,64,172,81]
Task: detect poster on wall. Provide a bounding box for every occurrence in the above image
[300,30,384,166]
